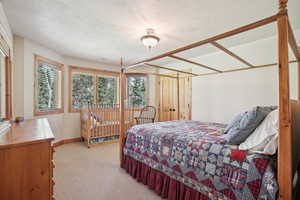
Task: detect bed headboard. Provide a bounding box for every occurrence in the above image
[291,100,300,176]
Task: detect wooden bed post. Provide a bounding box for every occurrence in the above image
[177,73,180,120]
[277,0,292,199]
[119,58,126,167]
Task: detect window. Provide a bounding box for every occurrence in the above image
[97,76,117,105]
[34,55,64,116]
[69,66,119,112]
[0,49,11,121]
[127,75,148,108]
[72,73,95,110]
[0,33,12,131]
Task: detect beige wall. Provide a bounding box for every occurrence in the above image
[191,30,300,123]
[12,36,121,141]
[12,36,157,141]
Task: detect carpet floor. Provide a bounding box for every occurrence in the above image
[54,142,162,200]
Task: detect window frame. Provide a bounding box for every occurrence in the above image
[0,33,12,122]
[34,55,64,116]
[126,73,149,110]
[68,66,119,113]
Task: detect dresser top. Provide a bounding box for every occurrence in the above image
[0,118,54,149]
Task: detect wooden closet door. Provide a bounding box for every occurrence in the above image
[158,74,192,122]
[178,75,192,120]
[158,77,178,121]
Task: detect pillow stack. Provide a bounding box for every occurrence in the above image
[223,106,276,145]
[239,109,279,155]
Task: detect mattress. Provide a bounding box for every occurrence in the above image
[123,120,278,200]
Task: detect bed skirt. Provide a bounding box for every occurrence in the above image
[122,155,211,200]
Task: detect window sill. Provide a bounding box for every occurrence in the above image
[34,109,64,116]
[69,109,81,113]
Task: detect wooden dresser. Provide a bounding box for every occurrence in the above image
[0,118,55,200]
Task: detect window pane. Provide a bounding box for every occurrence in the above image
[127,76,146,108]
[0,54,6,119]
[97,76,117,105]
[72,73,95,109]
[36,62,60,111]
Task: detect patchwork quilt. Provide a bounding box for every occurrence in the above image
[124,120,278,200]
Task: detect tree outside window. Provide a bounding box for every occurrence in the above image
[127,75,147,108]
[69,67,119,112]
[35,56,63,116]
[98,76,117,105]
[72,73,95,110]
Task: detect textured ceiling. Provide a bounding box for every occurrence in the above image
[2,0,300,66]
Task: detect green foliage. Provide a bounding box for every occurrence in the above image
[72,74,95,109]
[98,77,117,105]
[127,76,146,108]
[72,74,118,109]
[37,63,58,110]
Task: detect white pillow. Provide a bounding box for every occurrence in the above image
[239,109,278,155]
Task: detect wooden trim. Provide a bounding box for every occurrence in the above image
[34,55,64,116]
[144,63,199,76]
[34,109,64,116]
[52,137,82,148]
[5,57,12,120]
[69,65,119,76]
[277,10,292,200]
[210,41,254,67]
[68,66,120,113]
[126,69,177,79]
[129,14,278,66]
[52,140,64,148]
[168,55,222,73]
[287,20,300,61]
[35,55,64,69]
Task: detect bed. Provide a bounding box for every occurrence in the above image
[122,120,278,200]
[119,1,300,198]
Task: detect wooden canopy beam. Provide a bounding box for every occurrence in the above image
[288,20,300,61]
[168,55,222,73]
[130,14,278,65]
[126,68,177,79]
[195,60,298,77]
[144,63,199,76]
[210,41,254,67]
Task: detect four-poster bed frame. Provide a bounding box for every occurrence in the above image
[119,0,300,199]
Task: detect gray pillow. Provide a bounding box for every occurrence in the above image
[223,106,277,145]
[224,112,247,134]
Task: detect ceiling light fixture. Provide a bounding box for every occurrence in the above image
[141,28,160,50]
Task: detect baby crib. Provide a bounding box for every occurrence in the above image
[80,104,135,148]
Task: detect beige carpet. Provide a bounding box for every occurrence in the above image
[54,142,162,200]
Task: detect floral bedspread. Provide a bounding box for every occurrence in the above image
[124,120,278,200]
